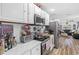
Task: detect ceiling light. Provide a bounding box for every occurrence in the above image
[50,9,55,12]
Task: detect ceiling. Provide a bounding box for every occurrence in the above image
[40,3,79,20]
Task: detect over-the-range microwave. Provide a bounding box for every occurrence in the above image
[34,14,45,25]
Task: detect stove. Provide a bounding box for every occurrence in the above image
[34,36,49,55]
[34,36,49,41]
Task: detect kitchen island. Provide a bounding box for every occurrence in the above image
[3,40,41,55]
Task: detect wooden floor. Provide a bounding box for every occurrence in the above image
[49,36,79,55]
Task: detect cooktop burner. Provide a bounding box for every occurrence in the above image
[34,38,45,41]
[34,36,49,41]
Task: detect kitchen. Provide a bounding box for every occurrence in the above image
[0,3,55,55]
[0,3,79,55]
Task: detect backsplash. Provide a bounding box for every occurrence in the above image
[30,25,45,33]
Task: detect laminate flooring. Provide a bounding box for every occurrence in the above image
[49,36,79,55]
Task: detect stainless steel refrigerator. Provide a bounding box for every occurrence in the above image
[49,21,60,48]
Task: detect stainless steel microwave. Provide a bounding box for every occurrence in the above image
[34,14,45,25]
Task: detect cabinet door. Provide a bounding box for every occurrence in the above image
[46,14,49,25]
[34,5,41,16]
[28,3,35,24]
[24,3,28,23]
[2,3,24,22]
[50,35,54,51]
[45,12,49,25]
[41,10,45,18]
[31,44,41,55]
[0,3,1,18]
[23,50,31,55]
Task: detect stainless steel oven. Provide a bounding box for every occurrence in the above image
[41,42,46,55]
[41,39,49,55]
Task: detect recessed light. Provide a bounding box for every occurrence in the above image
[50,9,55,12]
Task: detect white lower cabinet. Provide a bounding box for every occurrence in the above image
[25,51,30,55]
[49,35,54,51]
[31,44,41,55]
[23,50,31,55]
[4,40,41,55]
[23,44,41,55]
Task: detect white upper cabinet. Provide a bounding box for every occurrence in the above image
[45,12,49,25]
[41,10,45,18]
[0,4,1,18]
[41,10,49,25]
[1,3,49,25]
[34,4,41,16]
[24,3,28,23]
[2,3,24,23]
[46,14,49,25]
[27,3,35,24]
